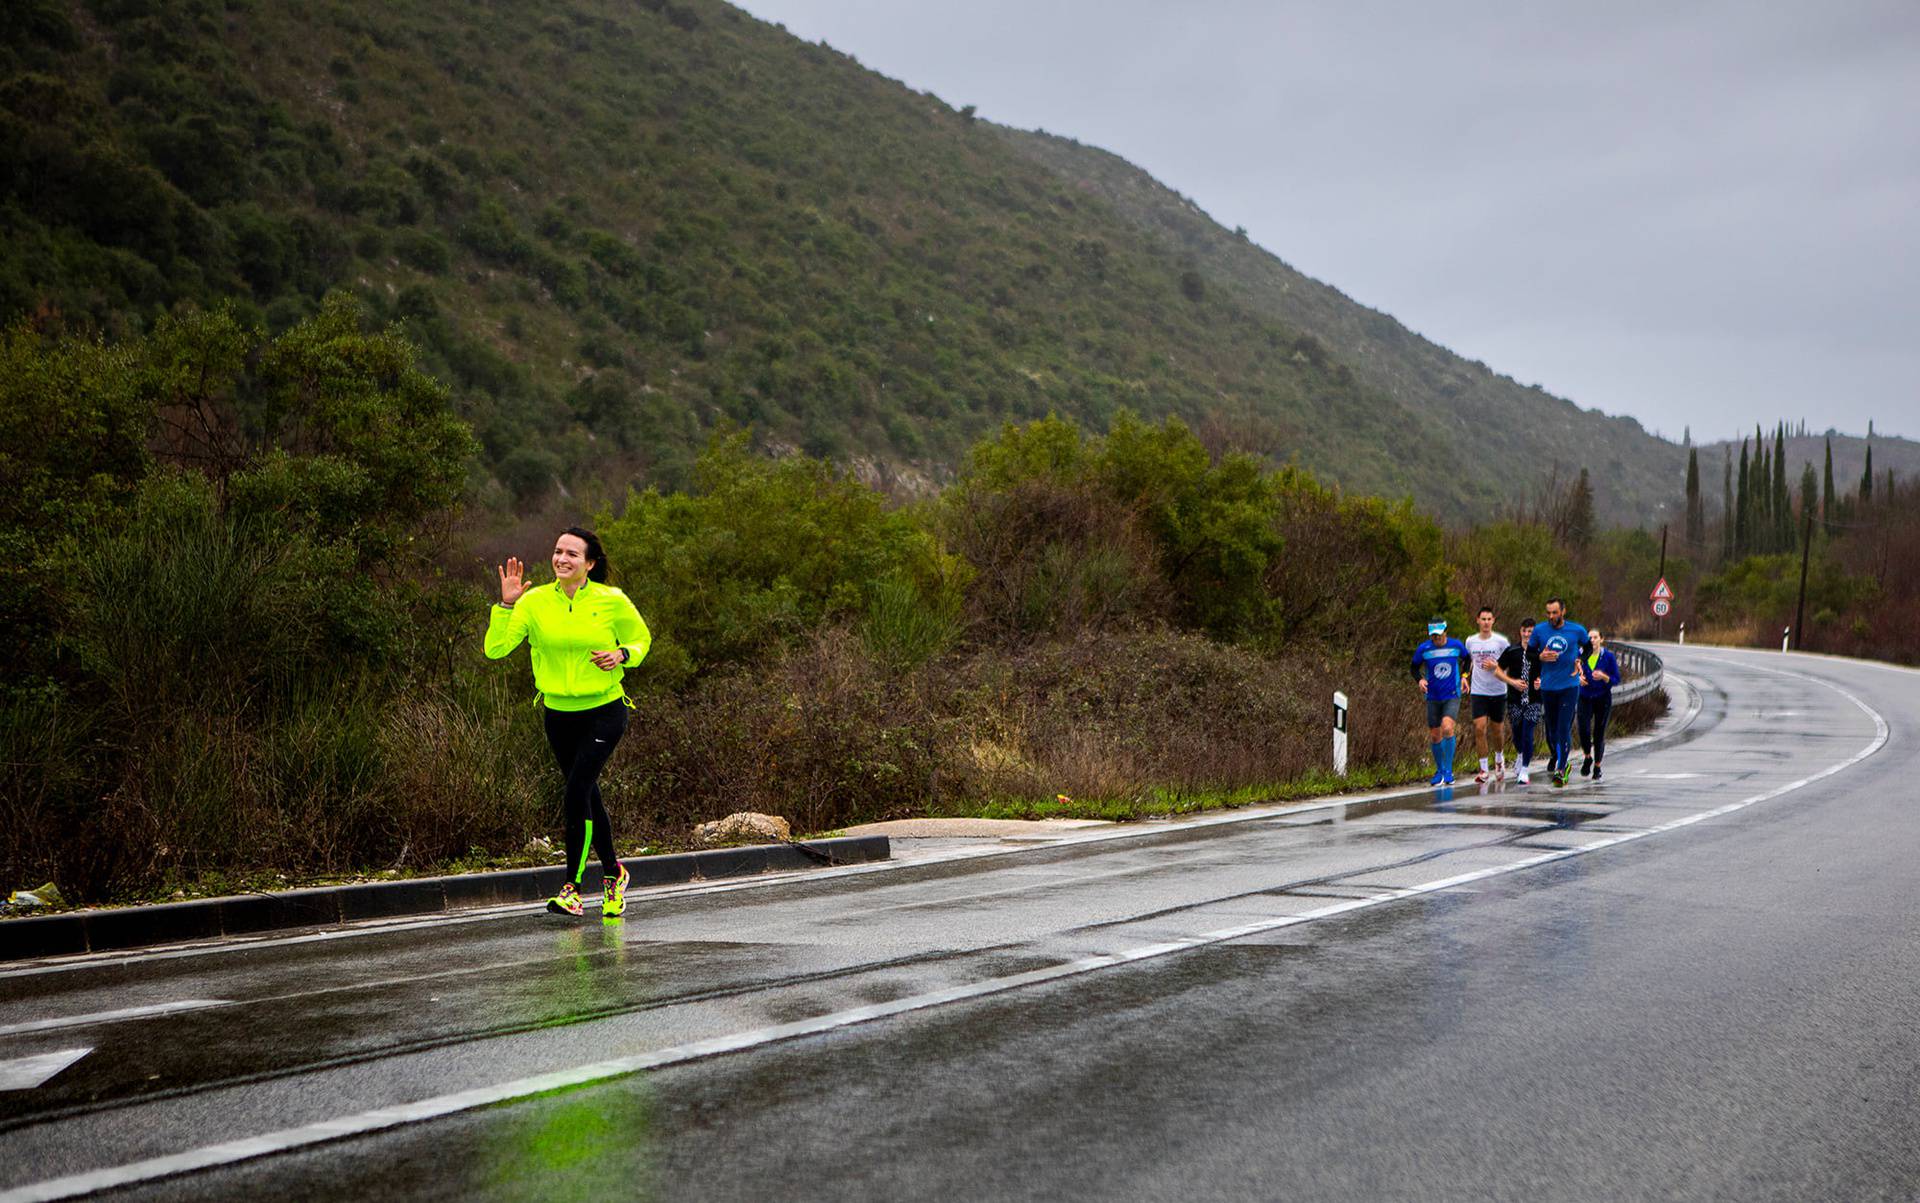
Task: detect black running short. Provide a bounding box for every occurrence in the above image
[1470,694,1506,722]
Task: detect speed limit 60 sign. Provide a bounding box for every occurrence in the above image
[1652,598,1671,617]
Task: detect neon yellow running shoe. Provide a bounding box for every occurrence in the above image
[601,863,630,918]
[546,882,584,916]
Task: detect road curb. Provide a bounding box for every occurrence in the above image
[0,836,890,962]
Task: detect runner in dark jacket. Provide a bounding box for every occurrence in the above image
[1497,619,1539,785]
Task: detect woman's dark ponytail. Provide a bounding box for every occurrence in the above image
[564,526,610,583]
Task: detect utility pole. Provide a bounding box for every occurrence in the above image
[1793,508,1813,651]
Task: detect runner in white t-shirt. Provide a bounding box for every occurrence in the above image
[1464,606,1522,782]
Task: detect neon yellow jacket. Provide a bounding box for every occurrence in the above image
[484,579,651,711]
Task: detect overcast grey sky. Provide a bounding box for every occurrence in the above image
[736,0,1918,444]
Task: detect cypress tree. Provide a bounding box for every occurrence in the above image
[1822,437,1836,532]
[1862,443,1874,505]
[1735,439,1751,557]
[1568,467,1595,550]
[1685,447,1704,549]
[1721,448,1734,562]
[1799,460,1817,527]
[1773,423,1789,550]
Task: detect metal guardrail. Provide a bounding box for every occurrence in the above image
[1610,642,1665,705]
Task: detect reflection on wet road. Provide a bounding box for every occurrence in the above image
[2,646,1916,1201]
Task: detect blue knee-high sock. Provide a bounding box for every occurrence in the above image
[1441,735,1456,773]
[1431,741,1445,772]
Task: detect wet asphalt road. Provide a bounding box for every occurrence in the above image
[3,645,1918,1201]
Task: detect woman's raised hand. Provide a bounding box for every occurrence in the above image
[498,556,527,605]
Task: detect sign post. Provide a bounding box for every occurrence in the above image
[1650,577,1674,636]
[1332,691,1349,777]
[1653,524,1668,636]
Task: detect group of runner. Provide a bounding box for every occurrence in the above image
[1412,599,1620,789]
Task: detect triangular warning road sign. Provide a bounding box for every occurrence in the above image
[1651,577,1674,601]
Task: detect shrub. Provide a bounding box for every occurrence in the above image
[947,412,1282,642]
[1447,521,1585,633]
[597,432,967,685]
[376,678,550,866]
[393,229,452,273]
[616,628,947,837]
[496,445,561,506]
[458,197,533,265]
[860,573,961,668]
[1270,469,1453,652]
[942,472,1168,640]
[0,298,479,898]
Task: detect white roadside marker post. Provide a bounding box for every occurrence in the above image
[1782,626,1791,653]
[1678,622,1686,645]
[1333,691,1349,777]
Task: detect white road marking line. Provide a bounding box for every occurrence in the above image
[0,1049,91,1092]
[0,679,1707,983]
[0,1001,229,1038]
[1668,643,1920,678]
[0,664,1879,1203]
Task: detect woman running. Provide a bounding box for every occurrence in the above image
[486,527,651,917]
[1576,628,1619,781]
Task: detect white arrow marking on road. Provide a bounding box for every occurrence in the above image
[0,1000,229,1038]
[0,1047,91,1091]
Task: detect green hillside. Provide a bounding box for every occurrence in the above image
[6,0,1674,521]
[993,129,1694,527]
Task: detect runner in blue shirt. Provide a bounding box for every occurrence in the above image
[1526,597,1591,787]
[1412,618,1467,786]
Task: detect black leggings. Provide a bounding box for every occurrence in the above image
[542,700,628,885]
[1577,694,1613,764]
[1509,706,1538,767]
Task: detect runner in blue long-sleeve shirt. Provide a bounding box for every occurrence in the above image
[1412,618,1467,786]
[1527,597,1591,788]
